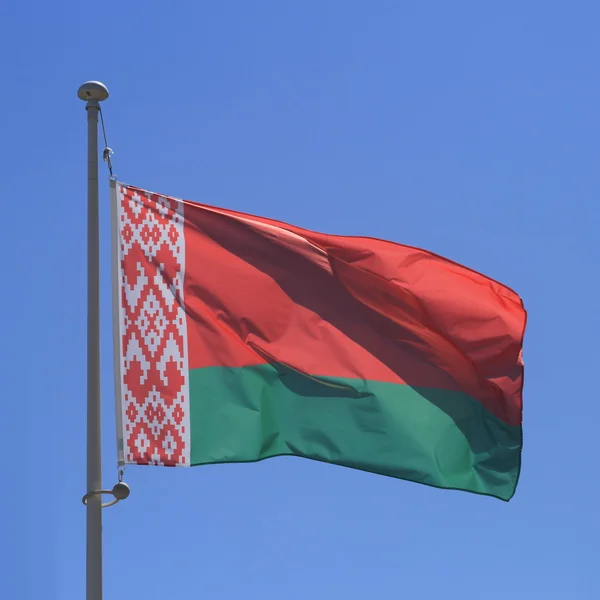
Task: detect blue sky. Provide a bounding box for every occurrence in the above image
[2,1,599,598]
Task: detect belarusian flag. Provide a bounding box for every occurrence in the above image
[111,181,526,501]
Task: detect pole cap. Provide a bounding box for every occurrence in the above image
[77,81,109,102]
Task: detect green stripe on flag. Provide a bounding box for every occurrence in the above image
[188,363,521,500]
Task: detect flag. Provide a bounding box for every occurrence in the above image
[112,182,526,501]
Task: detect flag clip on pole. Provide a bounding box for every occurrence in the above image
[77,81,129,600]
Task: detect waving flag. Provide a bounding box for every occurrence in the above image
[112,182,526,501]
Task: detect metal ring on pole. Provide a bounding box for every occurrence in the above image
[82,482,131,509]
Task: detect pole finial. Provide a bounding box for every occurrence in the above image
[78,81,110,103]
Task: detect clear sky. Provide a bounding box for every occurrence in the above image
[2,1,599,598]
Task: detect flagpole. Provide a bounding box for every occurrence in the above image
[78,80,109,600]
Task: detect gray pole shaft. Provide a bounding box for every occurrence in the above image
[86,100,103,600]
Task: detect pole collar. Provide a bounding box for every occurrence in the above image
[82,482,130,509]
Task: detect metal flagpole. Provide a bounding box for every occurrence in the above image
[78,80,109,600]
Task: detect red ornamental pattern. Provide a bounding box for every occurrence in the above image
[117,185,190,466]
